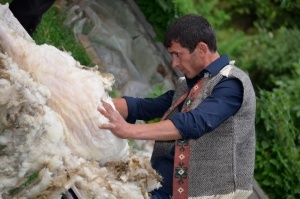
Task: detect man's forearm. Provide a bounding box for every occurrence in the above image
[126,119,182,141]
[113,98,128,119]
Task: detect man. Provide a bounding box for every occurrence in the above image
[98,14,256,199]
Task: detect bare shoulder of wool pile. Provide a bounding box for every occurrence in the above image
[0,4,161,199]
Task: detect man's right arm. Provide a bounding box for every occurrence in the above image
[112,90,174,123]
[99,100,182,140]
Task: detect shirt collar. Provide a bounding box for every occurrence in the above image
[186,55,229,88]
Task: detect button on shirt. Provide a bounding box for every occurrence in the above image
[123,55,243,196]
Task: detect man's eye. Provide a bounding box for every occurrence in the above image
[171,53,180,58]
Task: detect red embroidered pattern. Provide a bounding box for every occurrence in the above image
[162,78,205,199]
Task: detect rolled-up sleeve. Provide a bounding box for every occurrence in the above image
[123,90,174,123]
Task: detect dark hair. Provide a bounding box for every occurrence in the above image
[164,14,217,53]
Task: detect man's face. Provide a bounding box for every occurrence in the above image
[167,41,203,79]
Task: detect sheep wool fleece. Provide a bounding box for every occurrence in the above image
[151,63,256,199]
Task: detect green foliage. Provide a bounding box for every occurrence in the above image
[274,60,300,135]
[222,0,300,32]
[135,0,231,42]
[229,28,300,91]
[135,0,176,42]
[0,0,92,66]
[109,89,122,98]
[255,88,300,198]
[220,26,300,199]
[8,172,39,195]
[217,29,254,59]
[146,85,165,98]
[254,60,300,199]
[189,0,230,29]
[0,0,12,4]
[32,6,92,67]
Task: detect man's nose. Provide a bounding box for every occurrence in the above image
[172,57,179,68]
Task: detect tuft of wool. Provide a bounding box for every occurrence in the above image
[0,3,129,164]
[0,3,161,199]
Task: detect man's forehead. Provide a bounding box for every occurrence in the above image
[168,41,184,52]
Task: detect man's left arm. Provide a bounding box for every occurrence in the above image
[170,77,243,140]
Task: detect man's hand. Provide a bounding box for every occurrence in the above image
[97,100,131,139]
[98,99,182,141]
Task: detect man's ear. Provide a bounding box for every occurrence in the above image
[197,42,208,54]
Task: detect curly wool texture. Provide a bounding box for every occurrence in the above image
[0,3,161,199]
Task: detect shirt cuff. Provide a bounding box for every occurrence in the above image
[169,117,186,140]
[123,96,137,124]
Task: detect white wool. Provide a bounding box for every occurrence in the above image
[0,79,11,103]
[0,3,161,199]
[220,64,232,77]
[0,5,129,163]
[23,168,54,197]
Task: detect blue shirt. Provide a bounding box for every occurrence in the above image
[123,55,243,195]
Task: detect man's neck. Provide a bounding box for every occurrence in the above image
[204,51,220,68]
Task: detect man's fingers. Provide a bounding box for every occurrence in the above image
[97,106,110,118]
[99,123,115,129]
[98,100,112,113]
[101,100,113,110]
